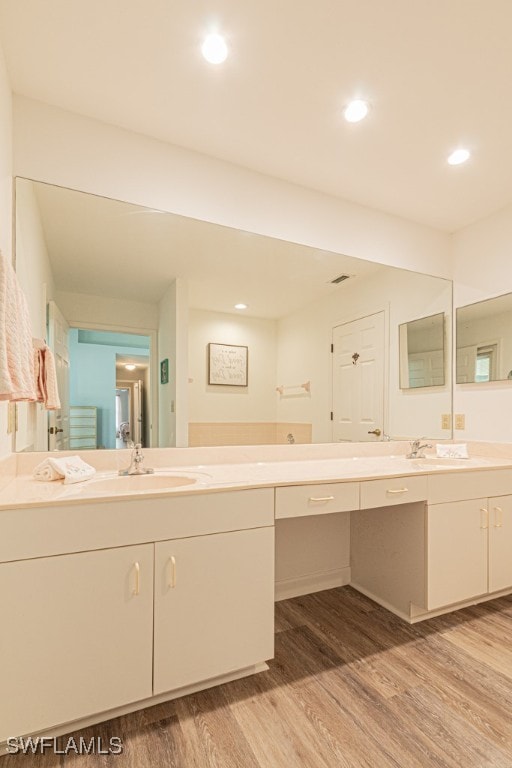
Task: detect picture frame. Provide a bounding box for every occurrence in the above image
[208,343,248,386]
[160,358,169,384]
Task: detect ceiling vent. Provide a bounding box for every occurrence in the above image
[330,274,352,284]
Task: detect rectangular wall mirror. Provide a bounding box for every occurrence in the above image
[456,292,512,383]
[399,312,445,389]
[13,177,453,450]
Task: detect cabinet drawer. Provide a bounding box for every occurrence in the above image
[360,475,427,509]
[428,469,512,504]
[70,425,97,437]
[275,482,359,519]
[69,437,97,448]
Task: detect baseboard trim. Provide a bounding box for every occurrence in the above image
[0,663,268,754]
[275,567,350,602]
[350,582,413,623]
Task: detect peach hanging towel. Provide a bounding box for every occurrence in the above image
[33,339,61,410]
[0,250,37,401]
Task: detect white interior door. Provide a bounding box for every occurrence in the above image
[47,301,70,450]
[332,312,385,442]
[408,349,445,387]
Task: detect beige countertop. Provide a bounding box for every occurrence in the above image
[1,451,512,510]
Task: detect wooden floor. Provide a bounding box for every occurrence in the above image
[5,586,512,767]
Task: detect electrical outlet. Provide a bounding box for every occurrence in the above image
[455,413,465,430]
[441,413,451,430]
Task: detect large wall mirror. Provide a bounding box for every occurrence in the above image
[14,177,453,451]
[399,312,446,389]
[456,292,512,383]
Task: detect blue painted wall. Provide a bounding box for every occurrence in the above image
[69,329,149,449]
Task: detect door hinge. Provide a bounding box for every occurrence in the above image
[330,411,333,421]
[330,343,334,353]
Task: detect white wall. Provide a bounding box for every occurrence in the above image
[13,97,452,279]
[188,309,277,423]
[14,178,55,334]
[158,279,188,447]
[277,266,452,442]
[14,177,56,450]
[453,206,512,440]
[0,43,12,457]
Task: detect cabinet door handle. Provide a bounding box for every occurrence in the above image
[309,496,335,503]
[133,561,140,596]
[480,508,489,529]
[494,506,503,528]
[168,556,177,589]
[386,488,408,494]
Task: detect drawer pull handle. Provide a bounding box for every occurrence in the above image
[494,506,503,528]
[133,562,140,596]
[480,508,489,529]
[168,556,177,589]
[386,488,408,494]
[309,496,335,503]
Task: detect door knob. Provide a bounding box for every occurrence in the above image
[368,428,381,437]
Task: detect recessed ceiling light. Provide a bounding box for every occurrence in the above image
[201,33,228,64]
[234,303,248,310]
[343,99,369,123]
[447,148,470,166]
[125,364,136,371]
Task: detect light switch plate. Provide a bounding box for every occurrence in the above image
[441,414,451,430]
[455,413,465,430]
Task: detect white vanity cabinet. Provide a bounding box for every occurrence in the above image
[427,499,488,609]
[427,493,512,609]
[153,526,274,694]
[0,487,275,743]
[0,543,154,742]
[488,496,512,592]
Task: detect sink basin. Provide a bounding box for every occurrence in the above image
[411,457,471,470]
[86,474,199,494]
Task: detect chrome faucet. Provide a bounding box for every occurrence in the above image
[406,439,433,459]
[119,443,154,476]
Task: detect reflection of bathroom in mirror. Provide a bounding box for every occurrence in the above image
[14,177,453,451]
[399,313,445,389]
[456,292,512,383]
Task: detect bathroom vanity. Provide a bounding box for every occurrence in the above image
[2,442,512,746]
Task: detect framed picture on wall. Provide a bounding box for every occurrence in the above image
[208,343,248,386]
[160,358,169,384]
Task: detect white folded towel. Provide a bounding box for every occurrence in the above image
[33,455,96,484]
[436,443,469,459]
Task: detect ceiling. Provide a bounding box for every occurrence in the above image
[28,179,381,318]
[2,1,512,232]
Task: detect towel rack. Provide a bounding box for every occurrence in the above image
[276,381,311,395]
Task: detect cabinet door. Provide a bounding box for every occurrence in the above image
[154,527,274,695]
[427,500,488,610]
[489,496,512,593]
[0,544,153,741]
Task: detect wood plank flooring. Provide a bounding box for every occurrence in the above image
[5,586,512,767]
